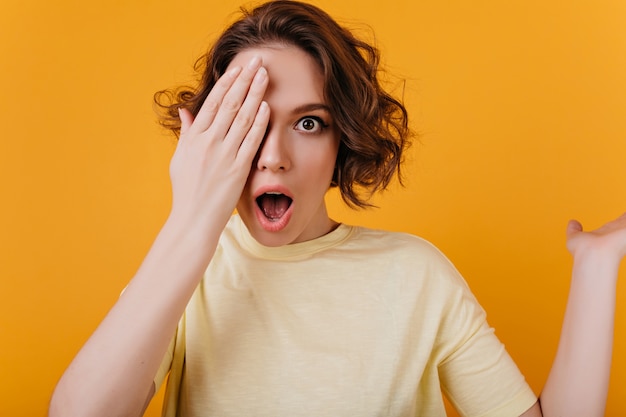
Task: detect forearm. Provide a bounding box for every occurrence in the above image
[49,52,270,417]
[49,214,222,417]
[539,251,619,417]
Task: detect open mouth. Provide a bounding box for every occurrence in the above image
[256,192,293,222]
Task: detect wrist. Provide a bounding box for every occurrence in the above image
[162,210,227,249]
[571,248,621,286]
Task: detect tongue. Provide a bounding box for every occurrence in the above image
[259,194,291,220]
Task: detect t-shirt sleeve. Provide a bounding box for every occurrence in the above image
[434,257,537,417]
[439,317,537,416]
[154,329,177,390]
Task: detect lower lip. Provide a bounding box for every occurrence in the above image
[254,202,293,233]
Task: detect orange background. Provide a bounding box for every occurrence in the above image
[1,0,625,416]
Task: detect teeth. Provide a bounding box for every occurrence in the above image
[265,192,282,195]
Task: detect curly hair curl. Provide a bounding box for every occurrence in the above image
[154,0,412,208]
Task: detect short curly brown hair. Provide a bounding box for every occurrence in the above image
[154,0,411,208]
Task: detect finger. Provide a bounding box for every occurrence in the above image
[236,101,270,162]
[567,219,583,238]
[222,66,269,148]
[178,107,194,137]
[191,65,243,133]
[209,57,264,140]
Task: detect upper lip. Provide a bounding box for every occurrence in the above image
[253,184,294,200]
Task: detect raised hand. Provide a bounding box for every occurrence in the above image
[49,58,272,417]
[566,213,626,268]
[169,56,270,233]
[539,211,626,417]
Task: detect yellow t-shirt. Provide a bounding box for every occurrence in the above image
[155,215,537,417]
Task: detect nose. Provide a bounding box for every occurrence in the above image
[256,124,291,172]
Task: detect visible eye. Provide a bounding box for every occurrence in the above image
[294,116,327,133]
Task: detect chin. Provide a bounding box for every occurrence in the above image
[237,211,294,247]
[251,224,301,247]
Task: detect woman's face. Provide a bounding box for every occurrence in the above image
[230,45,340,247]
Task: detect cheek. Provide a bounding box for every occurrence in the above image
[302,148,338,183]
[237,179,255,209]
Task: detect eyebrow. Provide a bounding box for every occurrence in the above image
[291,103,332,115]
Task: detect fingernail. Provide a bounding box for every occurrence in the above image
[228,66,242,77]
[248,56,262,69]
[253,67,267,84]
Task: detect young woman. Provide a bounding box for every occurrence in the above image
[49,1,626,416]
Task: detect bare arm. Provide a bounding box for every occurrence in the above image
[49,57,269,417]
[532,213,626,417]
[514,214,626,417]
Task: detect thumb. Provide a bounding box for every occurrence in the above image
[566,219,583,238]
[178,107,194,137]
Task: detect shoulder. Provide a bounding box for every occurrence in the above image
[344,226,471,288]
[349,226,453,263]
